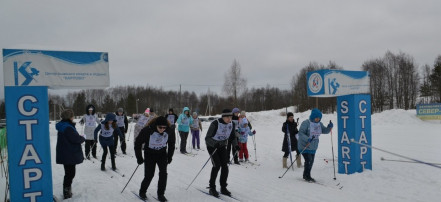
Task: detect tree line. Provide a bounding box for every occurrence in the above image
[1,51,440,119]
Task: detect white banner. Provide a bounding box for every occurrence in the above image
[307,69,370,97]
[3,49,109,89]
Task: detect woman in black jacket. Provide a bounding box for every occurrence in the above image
[281,112,300,168]
[56,109,85,199]
[135,116,175,202]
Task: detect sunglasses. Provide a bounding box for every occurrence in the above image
[157,126,167,130]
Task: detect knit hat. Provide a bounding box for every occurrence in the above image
[240,111,246,116]
[60,109,74,120]
[309,108,322,122]
[192,112,198,116]
[221,109,233,117]
[287,112,294,118]
[117,108,123,113]
[145,108,150,114]
[232,108,240,114]
[241,118,248,125]
[156,116,168,126]
[104,113,116,122]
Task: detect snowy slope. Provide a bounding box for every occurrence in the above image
[3,108,441,201]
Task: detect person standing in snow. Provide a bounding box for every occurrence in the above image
[239,110,252,130]
[115,108,128,154]
[135,116,175,202]
[205,109,239,197]
[133,108,155,144]
[281,112,300,168]
[237,117,255,162]
[79,104,100,159]
[56,109,85,199]
[190,112,203,150]
[177,107,191,154]
[94,113,123,171]
[297,108,333,182]
[227,107,241,164]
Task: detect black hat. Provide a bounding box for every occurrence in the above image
[169,108,174,112]
[156,116,168,126]
[287,112,294,118]
[221,109,233,117]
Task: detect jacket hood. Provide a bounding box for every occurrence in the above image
[86,104,96,115]
[102,113,116,123]
[182,107,190,114]
[309,108,322,122]
[56,120,76,133]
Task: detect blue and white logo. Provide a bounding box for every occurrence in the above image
[308,73,323,93]
[307,70,369,97]
[14,61,40,86]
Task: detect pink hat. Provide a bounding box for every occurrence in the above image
[145,108,150,114]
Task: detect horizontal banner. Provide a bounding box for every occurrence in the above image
[307,69,370,97]
[3,49,109,89]
[416,103,441,120]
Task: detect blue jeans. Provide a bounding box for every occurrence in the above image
[302,153,315,179]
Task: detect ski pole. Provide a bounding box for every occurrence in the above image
[252,134,257,161]
[351,139,441,170]
[229,149,239,164]
[186,148,218,190]
[121,164,140,193]
[86,142,97,159]
[330,124,336,180]
[380,157,441,165]
[279,137,314,179]
[286,124,294,171]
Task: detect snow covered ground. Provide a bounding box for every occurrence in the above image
[2,108,441,201]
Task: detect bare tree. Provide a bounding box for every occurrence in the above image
[223,59,247,106]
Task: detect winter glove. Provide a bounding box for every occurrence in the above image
[167,156,172,164]
[327,121,333,128]
[252,130,256,135]
[137,158,144,165]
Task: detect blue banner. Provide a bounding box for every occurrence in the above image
[337,94,372,174]
[416,103,441,120]
[5,86,53,201]
[307,70,370,97]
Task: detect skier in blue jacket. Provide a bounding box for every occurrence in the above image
[94,113,123,171]
[297,108,333,182]
[177,107,191,154]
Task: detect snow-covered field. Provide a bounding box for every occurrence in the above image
[2,108,441,201]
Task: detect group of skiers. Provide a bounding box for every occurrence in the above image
[55,105,332,201]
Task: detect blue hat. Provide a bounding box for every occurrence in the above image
[232,108,240,114]
[309,108,322,122]
[104,113,116,123]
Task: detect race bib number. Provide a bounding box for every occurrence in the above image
[309,122,322,139]
[85,115,96,127]
[212,121,233,141]
[148,132,168,150]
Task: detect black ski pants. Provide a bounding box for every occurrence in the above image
[179,131,189,153]
[63,164,76,188]
[114,127,126,153]
[302,153,315,179]
[102,145,116,168]
[140,152,168,196]
[85,140,97,158]
[208,146,229,189]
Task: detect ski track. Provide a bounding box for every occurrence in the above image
[1,109,441,201]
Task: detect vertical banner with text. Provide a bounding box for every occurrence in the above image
[337,94,372,174]
[5,86,52,201]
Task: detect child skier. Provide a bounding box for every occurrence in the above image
[237,117,255,162]
[79,104,100,159]
[297,108,333,182]
[135,116,175,202]
[94,113,124,171]
[281,112,299,168]
[190,112,203,150]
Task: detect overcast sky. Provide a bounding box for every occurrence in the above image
[1,0,441,100]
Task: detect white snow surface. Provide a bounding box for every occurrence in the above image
[3,108,441,201]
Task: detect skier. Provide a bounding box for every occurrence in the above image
[115,108,128,154]
[239,110,252,129]
[94,113,123,171]
[135,116,175,202]
[205,109,239,197]
[297,108,333,182]
[56,109,85,199]
[237,117,255,162]
[190,112,203,150]
[177,107,191,154]
[281,112,299,168]
[79,104,100,159]
[133,108,155,144]
[227,107,241,164]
